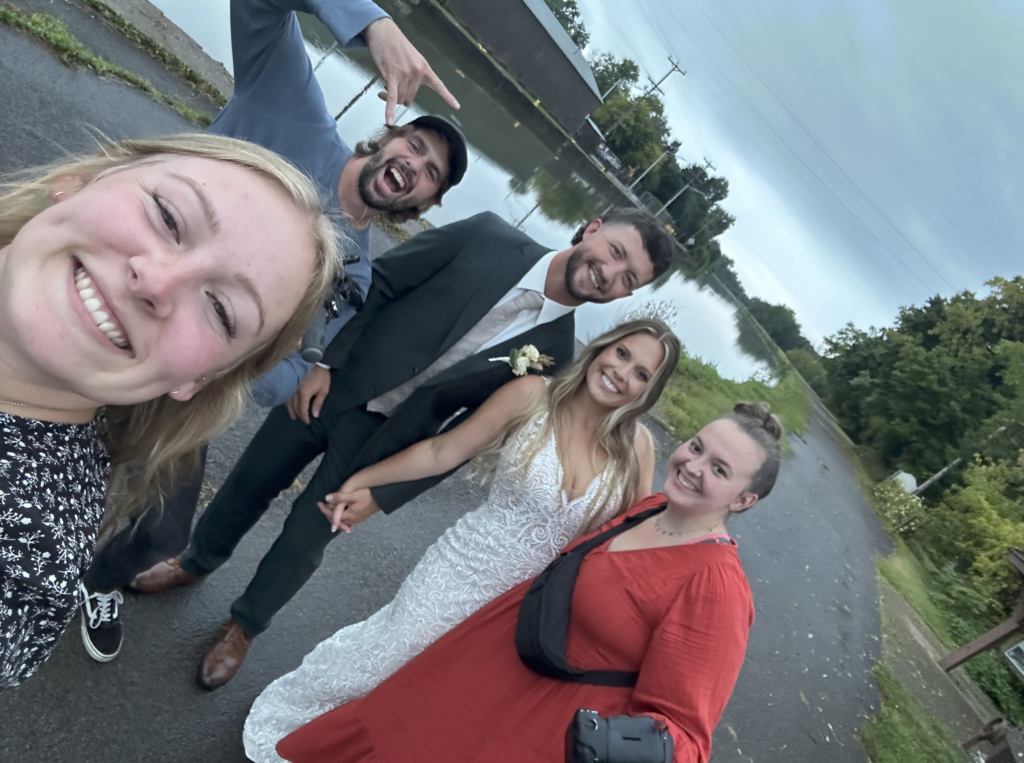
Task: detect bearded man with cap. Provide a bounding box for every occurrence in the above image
[77,0,468,667]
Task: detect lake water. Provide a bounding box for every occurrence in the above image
[155,0,772,380]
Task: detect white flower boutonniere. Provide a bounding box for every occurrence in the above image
[489,344,555,377]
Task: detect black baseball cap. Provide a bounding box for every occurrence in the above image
[407,115,468,188]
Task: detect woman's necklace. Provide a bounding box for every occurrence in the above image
[653,515,719,539]
[653,516,686,537]
[0,397,80,413]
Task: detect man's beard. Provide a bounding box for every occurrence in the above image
[357,153,417,215]
[564,245,600,303]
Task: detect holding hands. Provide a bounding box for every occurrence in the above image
[319,484,381,533]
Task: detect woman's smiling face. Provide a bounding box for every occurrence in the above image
[0,156,315,405]
[584,331,665,409]
[663,419,765,517]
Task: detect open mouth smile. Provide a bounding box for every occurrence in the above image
[74,262,133,353]
[588,265,603,293]
[600,373,620,394]
[675,468,700,493]
[381,164,409,194]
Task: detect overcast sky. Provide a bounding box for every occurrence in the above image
[576,0,1024,344]
[161,0,1024,347]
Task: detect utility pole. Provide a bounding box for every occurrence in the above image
[515,200,541,229]
[628,149,671,190]
[682,206,727,244]
[604,57,685,136]
[892,425,1010,533]
[909,425,1009,500]
[654,157,715,216]
[600,77,628,100]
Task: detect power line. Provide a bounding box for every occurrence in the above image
[686,0,957,293]
[641,0,943,297]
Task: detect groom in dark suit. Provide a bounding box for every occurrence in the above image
[135,206,673,688]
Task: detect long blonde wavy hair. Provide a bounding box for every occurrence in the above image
[472,318,681,533]
[0,133,343,519]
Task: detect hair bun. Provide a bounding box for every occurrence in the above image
[732,402,783,441]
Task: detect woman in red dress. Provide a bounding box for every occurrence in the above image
[276,403,782,763]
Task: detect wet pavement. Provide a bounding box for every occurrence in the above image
[712,401,893,763]
[0,7,898,762]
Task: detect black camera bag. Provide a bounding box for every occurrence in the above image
[514,503,666,685]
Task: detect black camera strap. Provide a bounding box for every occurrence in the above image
[515,503,667,687]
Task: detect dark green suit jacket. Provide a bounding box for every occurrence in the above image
[321,212,576,513]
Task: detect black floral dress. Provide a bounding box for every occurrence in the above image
[0,411,110,689]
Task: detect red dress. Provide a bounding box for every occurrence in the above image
[277,494,754,763]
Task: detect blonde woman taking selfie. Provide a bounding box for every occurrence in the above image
[0,133,340,688]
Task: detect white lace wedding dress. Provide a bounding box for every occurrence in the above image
[242,411,623,762]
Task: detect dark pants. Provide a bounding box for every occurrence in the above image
[179,403,386,639]
[85,446,208,593]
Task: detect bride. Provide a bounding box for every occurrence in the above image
[243,317,681,762]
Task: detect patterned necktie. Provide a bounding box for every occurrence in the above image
[366,289,546,416]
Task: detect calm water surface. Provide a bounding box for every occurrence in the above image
[157,0,770,381]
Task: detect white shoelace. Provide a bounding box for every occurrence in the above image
[80,584,124,629]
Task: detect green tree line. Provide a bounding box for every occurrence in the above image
[542,2,734,277]
[546,0,829,389]
[588,53,733,275]
[696,255,829,393]
[856,277,1024,724]
[821,277,1024,480]
[543,0,589,48]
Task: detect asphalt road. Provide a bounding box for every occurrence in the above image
[0,11,893,762]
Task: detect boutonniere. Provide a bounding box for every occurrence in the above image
[489,344,554,376]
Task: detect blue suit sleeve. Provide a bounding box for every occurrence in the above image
[251,353,312,407]
[229,0,389,110]
[250,252,371,407]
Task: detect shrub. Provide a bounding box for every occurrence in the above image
[914,455,1024,614]
[872,480,923,533]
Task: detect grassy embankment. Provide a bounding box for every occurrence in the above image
[836,435,978,762]
[0,3,216,127]
[860,664,969,763]
[876,526,1024,727]
[654,348,811,445]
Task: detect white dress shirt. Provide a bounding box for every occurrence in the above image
[480,250,576,352]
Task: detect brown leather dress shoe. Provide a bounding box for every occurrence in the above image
[128,556,202,594]
[197,619,252,690]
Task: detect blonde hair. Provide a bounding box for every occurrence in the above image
[0,133,343,519]
[473,319,681,533]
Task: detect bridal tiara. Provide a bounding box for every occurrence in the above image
[621,299,678,326]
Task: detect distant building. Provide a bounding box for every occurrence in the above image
[441,0,603,133]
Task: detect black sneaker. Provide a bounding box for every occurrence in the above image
[79,582,124,662]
